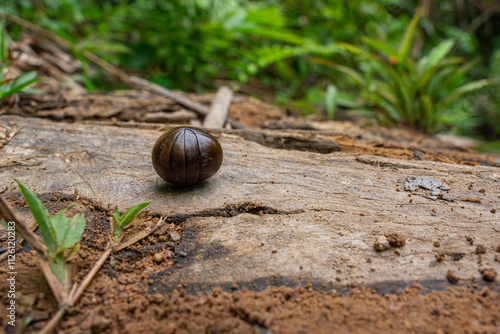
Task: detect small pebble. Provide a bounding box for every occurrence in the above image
[153,253,163,263]
[435,251,445,262]
[374,236,390,251]
[479,268,497,282]
[447,270,460,284]
[476,245,487,255]
[170,230,181,241]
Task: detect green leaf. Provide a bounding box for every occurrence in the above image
[398,9,421,64]
[361,37,399,59]
[14,179,56,254]
[0,220,23,237]
[325,84,338,121]
[52,210,85,254]
[425,66,457,99]
[423,39,455,72]
[51,211,68,250]
[367,93,401,123]
[9,71,40,90]
[310,57,364,85]
[421,94,435,133]
[75,39,132,54]
[117,202,150,228]
[67,243,80,259]
[0,21,9,63]
[416,57,465,92]
[371,81,399,107]
[441,79,500,108]
[49,256,68,285]
[112,206,120,226]
[473,140,500,153]
[0,72,41,99]
[250,43,340,69]
[60,213,85,250]
[236,27,306,45]
[439,59,478,93]
[336,92,364,109]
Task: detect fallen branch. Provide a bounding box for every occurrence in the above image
[203,86,233,129]
[39,305,68,334]
[71,247,112,305]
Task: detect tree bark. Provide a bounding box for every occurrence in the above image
[1,115,499,293]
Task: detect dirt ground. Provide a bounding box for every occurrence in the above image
[1,99,500,334]
[0,194,499,334]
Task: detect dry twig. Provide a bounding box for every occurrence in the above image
[203,86,233,129]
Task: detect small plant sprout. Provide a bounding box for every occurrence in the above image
[111,201,150,244]
[325,84,338,121]
[14,178,85,288]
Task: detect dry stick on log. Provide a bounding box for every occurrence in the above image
[128,77,244,129]
[0,13,247,130]
[203,86,233,129]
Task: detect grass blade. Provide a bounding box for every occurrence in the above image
[325,84,338,121]
[441,79,500,108]
[310,57,365,85]
[118,202,150,229]
[425,40,455,70]
[112,207,120,225]
[14,178,56,254]
[0,21,8,63]
[361,37,399,59]
[398,9,421,64]
[7,71,41,95]
[421,94,435,132]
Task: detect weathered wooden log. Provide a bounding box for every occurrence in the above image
[0,115,499,294]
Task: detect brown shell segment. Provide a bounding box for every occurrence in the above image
[152,127,223,186]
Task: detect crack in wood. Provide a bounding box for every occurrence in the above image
[161,202,304,223]
[227,130,341,154]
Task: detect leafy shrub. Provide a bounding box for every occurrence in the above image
[313,10,499,133]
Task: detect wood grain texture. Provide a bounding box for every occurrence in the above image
[203,86,233,129]
[0,116,499,293]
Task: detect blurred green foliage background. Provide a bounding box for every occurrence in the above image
[2,0,500,143]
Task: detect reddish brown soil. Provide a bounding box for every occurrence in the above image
[1,194,500,334]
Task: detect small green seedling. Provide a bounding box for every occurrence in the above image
[14,178,85,287]
[0,22,41,99]
[111,201,150,243]
[325,84,338,121]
